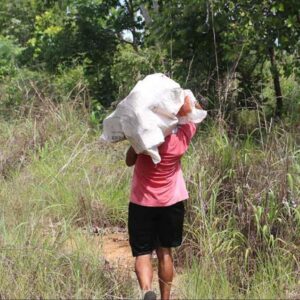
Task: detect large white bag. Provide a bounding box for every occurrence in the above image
[101,73,207,163]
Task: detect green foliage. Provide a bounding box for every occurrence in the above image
[0,102,299,298]
[145,0,217,96]
[233,109,260,134]
[217,0,300,116]
[54,64,88,102]
[0,0,51,45]
[182,253,297,299]
[26,8,67,68]
[142,0,300,117]
[0,36,23,78]
[1,1,300,298]
[182,259,236,299]
[112,44,167,99]
[0,0,299,116]
[0,68,52,114]
[281,75,300,121]
[2,1,120,106]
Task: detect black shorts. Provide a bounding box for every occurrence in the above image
[128,201,185,257]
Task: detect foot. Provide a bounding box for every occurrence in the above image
[143,290,157,300]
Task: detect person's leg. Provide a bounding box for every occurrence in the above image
[156,247,173,300]
[135,254,153,291]
[128,203,157,298]
[156,201,185,299]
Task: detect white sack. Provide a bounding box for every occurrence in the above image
[101,73,207,163]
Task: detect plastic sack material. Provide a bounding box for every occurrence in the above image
[101,73,207,164]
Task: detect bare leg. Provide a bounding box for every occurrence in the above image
[135,254,153,291]
[156,247,173,300]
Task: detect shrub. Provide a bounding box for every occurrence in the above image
[0,36,23,78]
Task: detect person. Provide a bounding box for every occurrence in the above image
[125,96,199,300]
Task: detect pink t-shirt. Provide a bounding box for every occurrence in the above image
[130,123,197,207]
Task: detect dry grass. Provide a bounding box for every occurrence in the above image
[179,121,300,298]
[0,103,134,298]
[0,99,299,298]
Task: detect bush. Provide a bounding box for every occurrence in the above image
[54,64,89,103]
[0,68,52,116]
[111,44,168,100]
[0,36,23,78]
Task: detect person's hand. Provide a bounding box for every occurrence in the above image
[178,95,192,116]
[195,102,203,110]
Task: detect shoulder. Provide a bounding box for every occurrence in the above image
[177,123,197,139]
[159,123,196,156]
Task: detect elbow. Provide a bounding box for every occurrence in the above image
[125,146,137,167]
[125,155,137,167]
[126,160,135,167]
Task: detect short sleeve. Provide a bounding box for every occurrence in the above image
[161,123,196,156]
[177,123,197,144]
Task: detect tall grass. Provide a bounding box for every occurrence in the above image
[0,104,134,298]
[0,98,299,298]
[180,122,300,298]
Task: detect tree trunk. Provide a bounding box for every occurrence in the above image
[268,47,283,118]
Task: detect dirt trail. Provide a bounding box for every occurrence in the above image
[102,231,134,269]
[63,227,184,298]
[101,229,184,299]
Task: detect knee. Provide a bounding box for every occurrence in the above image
[135,254,152,272]
[156,247,172,262]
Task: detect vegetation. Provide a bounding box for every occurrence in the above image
[0,0,299,299]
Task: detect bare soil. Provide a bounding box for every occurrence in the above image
[63,227,184,299]
[101,229,184,299]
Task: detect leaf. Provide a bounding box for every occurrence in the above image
[278,3,285,12]
[286,17,293,28]
[271,6,277,15]
[287,173,294,191]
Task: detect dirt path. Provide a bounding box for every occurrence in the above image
[63,227,184,298]
[101,229,184,299]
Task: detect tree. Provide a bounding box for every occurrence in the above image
[142,0,237,110]
[22,0,120,105]
[0,0,63,45]
[216,0,300,117]
[144,0,300,118]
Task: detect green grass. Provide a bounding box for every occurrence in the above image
[0,105,133,298]
[180,121,300,299]
[0,103,299,298]
[181,252,299,299]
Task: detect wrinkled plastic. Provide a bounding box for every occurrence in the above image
[101,73,207,163]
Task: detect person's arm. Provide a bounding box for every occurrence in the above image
[195,101,203,110]
[125,146,137,167]
[167,95,197,155]
[177,95,192,116]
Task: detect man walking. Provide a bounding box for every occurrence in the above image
[126,96,197,300]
